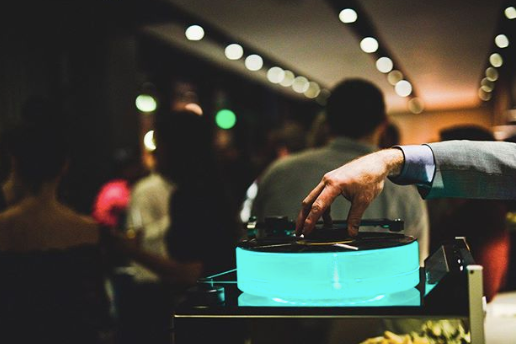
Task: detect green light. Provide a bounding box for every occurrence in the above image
[215,109,236,129]
[236,241,420,302]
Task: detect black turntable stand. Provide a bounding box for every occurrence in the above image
[172,237,486,344]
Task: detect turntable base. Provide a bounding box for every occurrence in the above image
[236,237,419,301]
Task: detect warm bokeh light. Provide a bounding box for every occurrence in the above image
[184,103,203,115]
[292,76,309,93]
[489,53,503,67]
[505,6,516,19]
[478,88,492,101]
[267,66,285,84]
[495,34,509,48]
[485,67,499,81]
[395,80,412,97]
[225,44,244,60]
[135,94,157,112]
[143,130,156,151]
[215,109,237,129]
[245,54,263,71]
[339,8,358,23]
[360,37,379,53]
[481,78,494,92]
[185,25,205,41]
[280,70,295,87]
[376,57,393,73]
[408,98,424,114]
[387,70,403,85]
[304,82,321,99]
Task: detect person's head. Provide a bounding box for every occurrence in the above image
[439,125,495,142]
[154,109,215,185]
[267,121,307,159]
[379,121,401,148]
[325,78,386,139]
[2,97,70,194]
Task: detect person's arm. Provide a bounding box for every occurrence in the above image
[296,140,516,237]
[425,140,516,199]
[110,230,202,287]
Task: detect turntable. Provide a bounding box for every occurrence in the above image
[174,217,487,344]
[237,217,419,305]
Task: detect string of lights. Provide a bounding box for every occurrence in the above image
[326,0,424,114]
[478,3,515,102]
[166,2,330,104]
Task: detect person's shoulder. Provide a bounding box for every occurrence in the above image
[132,173,174,195]
[59,206,100,244]
[266,149,325,173]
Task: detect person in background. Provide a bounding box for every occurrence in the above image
[0,98,114,343]
[426,125,510,302]
[379,121,401,149]
[306,111,330,149]
[113,109,241,343]
[240,121,307,223]
[93,146,145,229]
[252,78,429,264]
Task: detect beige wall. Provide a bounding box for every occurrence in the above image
[390,106,494,145]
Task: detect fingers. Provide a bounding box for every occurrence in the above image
[298,185,341,236]
[295,181,325,235]
[346,196,370,237]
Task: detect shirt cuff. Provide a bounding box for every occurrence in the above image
[388,144,436,186]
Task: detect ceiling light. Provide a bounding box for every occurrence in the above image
[408,98,424,114]
[185,25,205,41]
[304,82,321,99]
[481,85,494,93]
[280,70,295,87]
[395,80,412,97]
[505,6,516,19]
[135,94,157,112]
[292,76,309,93]
[478,88,492,101]
[481,78,494,88]
[339,8,358,23]
[495,34,509,48]
[489,53,503,68]
[267,67,285,84]
[387,70,403,85]
[245,54,263,71]
[360,37,379,53]
[485,67,499,81]
[225,44,244,60]
[376,57,393,73]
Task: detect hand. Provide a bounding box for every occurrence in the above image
[295,148,404,237]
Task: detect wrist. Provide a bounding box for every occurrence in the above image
[379,148,404,178]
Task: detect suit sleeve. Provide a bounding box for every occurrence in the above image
[423,140,516,200]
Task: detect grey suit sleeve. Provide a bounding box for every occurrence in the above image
[423,140,516,200]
